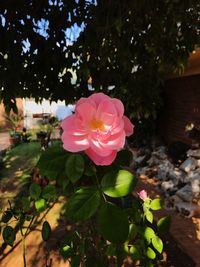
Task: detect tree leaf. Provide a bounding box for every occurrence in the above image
[101,170,136,198]
[3,226,15,246]
[152,236,163,254]
[150,199,163,210]
[71,255,81,267]
[98,202,129,243]
[35,198,46,212]
[60,244,73,259]
[115,150,133,166]
[146,247,156,259]
[157,216,171,234]
[21,197,31,212]
[29,183,41,200]
[65,187,100,222]
[1,210,13,223]
[42,184,56,200]
[144,227,155,244]
[128,223,137,240]
[129,245,140,259]
[42,221,51,241]
[65,154,85,183]
[145,210,153,223]
[106,243,116,256]
[37,145,69,180]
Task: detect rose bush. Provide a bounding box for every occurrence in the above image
[0,94,168,267]
[61,93,134,165]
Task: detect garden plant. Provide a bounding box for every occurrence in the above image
[0,93,168,267]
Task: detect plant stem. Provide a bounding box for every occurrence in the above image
[94,173,107,202]
[20,228,27,267]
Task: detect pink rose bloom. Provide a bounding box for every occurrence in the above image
[61,93,134,165]
[138,190,148,201]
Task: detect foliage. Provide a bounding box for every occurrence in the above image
[4,112,24,130]
[0,1,199,117]
[0,143,168,266]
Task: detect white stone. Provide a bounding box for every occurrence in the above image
[176,184,193,202]
[191,178,200,196]
[157,160,174,180]
[152,148,167,160]
[179,157,197,173]
[147,156,161,167]
[174,202,200,218]
[160,180,177,191]
[164,195,182,210]
[168,168,186,182]
[187,149,200,158]
[135,155,147,165]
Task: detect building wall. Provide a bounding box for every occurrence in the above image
[159,74,200,145]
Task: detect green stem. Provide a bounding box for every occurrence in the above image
[94,173,107,202]
[20,228,26,267]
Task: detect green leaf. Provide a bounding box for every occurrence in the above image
[1,210,13,223]
[144,227,155,244]
[29,183,41,200]
[146,247,156,259]
[84,165,96,176]
[98,202,129,243]
[129,245,140,259]
[66,187,100,222]
[145,211,153,223]
[21,197,31,212]
[42,184,56,200]
[56,171,70,190]
[35,198,46,212]
[128,223,137,240]
[150,199,163,210]
[106,243,116,256]
[65,154,85,183]
[101,170,136,198]
[42,221,51,241]
[37,145,69,180]
[71,255,81,267]
[115,150,133,166]
[152,236,163,254]
[60,244,73,259]
[157,216,171,234]
[3,226,15,246]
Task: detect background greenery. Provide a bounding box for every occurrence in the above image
[0,0,199,118]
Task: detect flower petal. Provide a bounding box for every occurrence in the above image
[76,101,96,124]
[89,92,110,106]
[61,115,86,136]
[123,116,134,136]
[99,130,125,150]
[85,148,117,166]
[61,132,89,152]
[112,98,124,118]
[88,135,114,156]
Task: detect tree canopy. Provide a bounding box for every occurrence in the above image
[0,0,199,117]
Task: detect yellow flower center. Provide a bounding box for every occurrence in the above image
[89,119,105,131]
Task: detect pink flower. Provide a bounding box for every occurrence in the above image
[138,190,148,201]
[61,93,134,165]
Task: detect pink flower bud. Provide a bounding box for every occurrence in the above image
[138,190,148,201]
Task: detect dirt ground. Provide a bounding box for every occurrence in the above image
[0,178,199,267]
[0,138,199,267]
